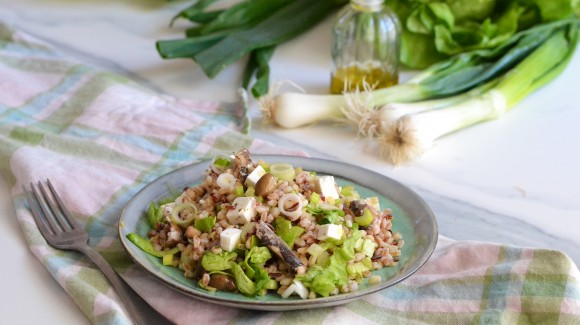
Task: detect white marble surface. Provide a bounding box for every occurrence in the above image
[1,1,580,324]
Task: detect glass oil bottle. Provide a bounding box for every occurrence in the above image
[330,0,401,94]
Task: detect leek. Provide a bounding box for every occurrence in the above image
[260,19,578,129]
[380,24,578,165]
[159,0,346,98]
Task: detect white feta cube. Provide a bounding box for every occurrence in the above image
[244,165,266,187]
[226,196,256,224]
[220,228,243,252]
[315,175,340,200]
[317,224,343,241]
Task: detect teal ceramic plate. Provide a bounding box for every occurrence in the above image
[119,155,438,311]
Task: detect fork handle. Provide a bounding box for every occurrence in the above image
[79,246,171,325]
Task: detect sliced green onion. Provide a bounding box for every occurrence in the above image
[216,172,236,190]
[234,185,245,197]
[340,186,357,198]
[277,193,303,220]
[269,163,295,181]
[354,209,374,227]
[245,187,256,197]
[170,203,198,227]
[309,192,321,205]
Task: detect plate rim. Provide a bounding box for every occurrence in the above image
[119,155,439,310]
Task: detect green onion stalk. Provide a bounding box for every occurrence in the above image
[379,24,578,165]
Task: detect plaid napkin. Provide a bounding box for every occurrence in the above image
[2,24,580,325]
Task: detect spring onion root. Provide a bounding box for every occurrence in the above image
[379,25,578,165]
[380,90,507,165]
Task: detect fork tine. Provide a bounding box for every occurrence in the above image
[23,184,55,237]
[38,180,74,232]
[45,179,81,231]
[30,181,63,235]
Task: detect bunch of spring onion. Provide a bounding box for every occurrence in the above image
[157,0,346,98]
[261,19,578,129]
[261,19,579,165]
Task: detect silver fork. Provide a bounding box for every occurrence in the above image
[23,179,171,325]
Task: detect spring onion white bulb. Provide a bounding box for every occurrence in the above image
[260,92,346,128]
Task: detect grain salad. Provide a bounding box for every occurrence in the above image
[127,149,403,299]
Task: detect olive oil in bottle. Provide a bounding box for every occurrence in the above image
[330,0,401,94]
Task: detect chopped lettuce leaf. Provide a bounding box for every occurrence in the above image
[126,233,179,258]
[296,230,364,297]
[253,265,272,293]
[201,251,237,272]
[273,218,305,247]
[146,202,164,228]
[194,215,216,232]
[231,261,256,296]
[306,204,345,225]
[246,246,272,265]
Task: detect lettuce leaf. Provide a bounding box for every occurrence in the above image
[387,0,580,68]
[295,230,363,297]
